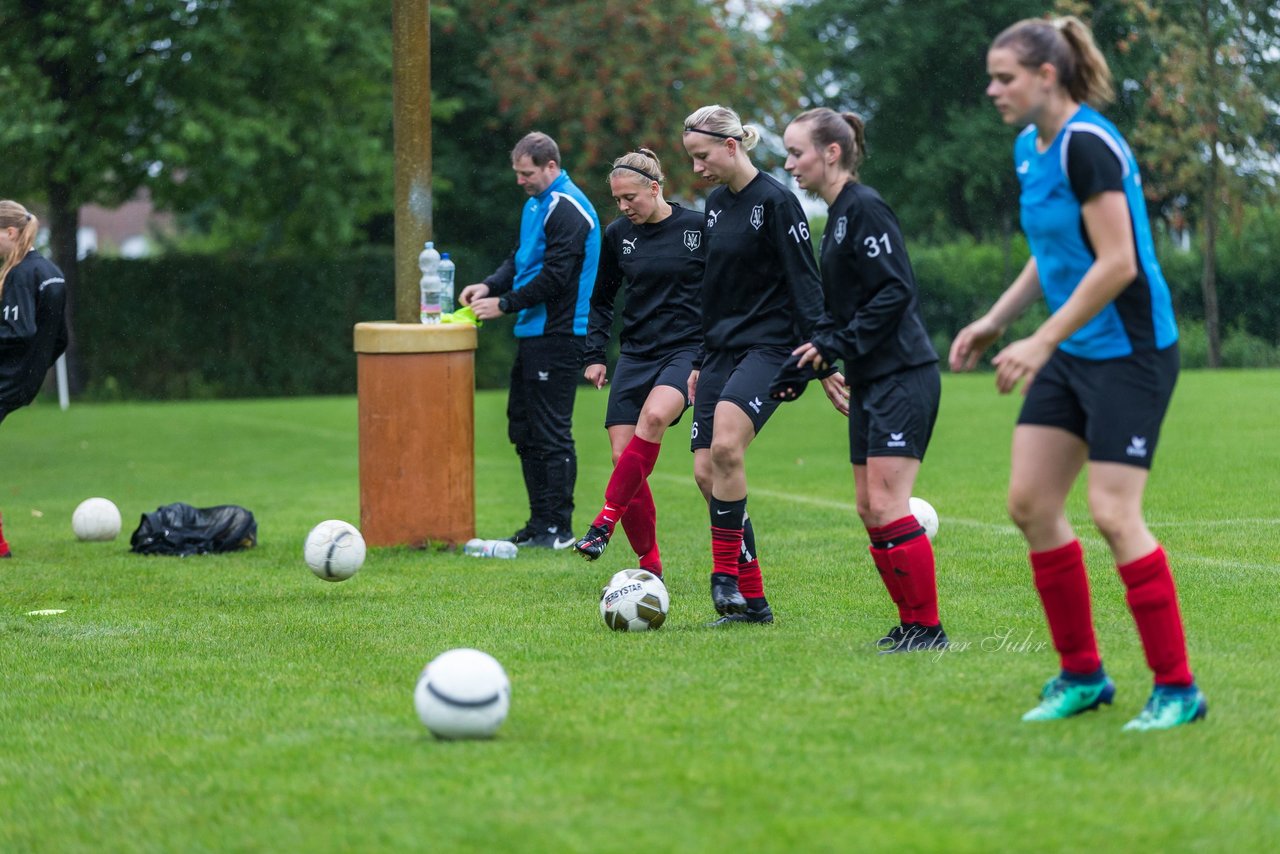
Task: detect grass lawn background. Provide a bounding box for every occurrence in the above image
[1,370,1276,851]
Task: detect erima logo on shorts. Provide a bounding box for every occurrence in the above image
[537,371,550,381]
[748,396,762,414]
[887,431,907,448]
[1126,436,1148,458]
[622,238,637,255]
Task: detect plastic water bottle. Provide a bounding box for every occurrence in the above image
[438,252,456,315]
[463,538,518,559]
[418,241,442,325]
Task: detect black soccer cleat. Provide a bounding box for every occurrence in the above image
[573,524,612,561]
[877,622,949,654]
[709,600,774,626]
[710,572,748,616]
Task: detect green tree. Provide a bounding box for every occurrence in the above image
[779,0,1047,242]
[0,0,394,386]
[457,0,804,216]
[1104,0,1280,367]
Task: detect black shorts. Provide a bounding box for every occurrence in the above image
[690,345,791,451]
[604,348,696,428]
[1017,344,1178,469]
[849,362,941,465]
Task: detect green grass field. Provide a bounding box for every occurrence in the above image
[2,371,1277,852]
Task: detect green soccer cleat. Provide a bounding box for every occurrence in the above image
[1122,684,1208,732]
[1021,673,1116,722]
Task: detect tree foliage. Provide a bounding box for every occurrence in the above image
[458,0,804,214]
[779,0,1048,241]
[1058,0,1280,365]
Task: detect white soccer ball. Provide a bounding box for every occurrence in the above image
[72,497,122,542]
[304,519,366,581]
[414,648,511,740]
[600,569,669,632]
[909,496,939,541]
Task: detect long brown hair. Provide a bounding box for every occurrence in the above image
[791,108,868,180]
[992,15,1115,107]
[0,200,39,300]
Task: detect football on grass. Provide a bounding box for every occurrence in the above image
[414,648,511,740]
[304,519,366,581]
[72,497,122,542]
[600,569,669,632]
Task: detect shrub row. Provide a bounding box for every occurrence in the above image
[74,226,1278,399]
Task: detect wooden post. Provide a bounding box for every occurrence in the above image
[392,0,432,322]
[354,323,477,546]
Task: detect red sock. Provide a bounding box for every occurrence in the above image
[594,436,662,531]
[1030,540,1101,675]
[867,516,936,624]
[1118,545,1193,686]
[711,526,742,578]
[0,510,9,557]
[620,482,661,574]
[868,546,910,623]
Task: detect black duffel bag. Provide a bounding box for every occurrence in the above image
[130,503,258,557]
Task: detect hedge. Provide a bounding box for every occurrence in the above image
[74,223,1279,399]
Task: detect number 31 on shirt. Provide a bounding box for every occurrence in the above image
[864,233,893,257]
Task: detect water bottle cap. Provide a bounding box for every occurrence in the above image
[424,241,434,249]
[441,252,450,259]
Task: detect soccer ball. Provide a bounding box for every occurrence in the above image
[304,519,366,581]
[600,569,669,632]
[909,496,939,541]
[72,497,122,541]
[413,648,511,740]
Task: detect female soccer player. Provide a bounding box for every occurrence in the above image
[572,149,704,576]
[779,108,946,653]
[0,200,69,558]
[682,104,829,625]
[950,16,1205,730]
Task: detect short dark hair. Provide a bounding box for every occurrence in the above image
[511,132,561,167]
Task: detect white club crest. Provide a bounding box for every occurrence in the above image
[750,205,764,230]
[834,216,847,244]
[683,230,701,251]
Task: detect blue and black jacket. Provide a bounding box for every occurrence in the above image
[484,171,601,338]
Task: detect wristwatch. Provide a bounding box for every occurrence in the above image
[497,295,513,314]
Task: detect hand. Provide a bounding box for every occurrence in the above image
[584,363,607,389]
[821,371,850,416]
[458,283,490,307]
[793,341,828,372]
[991,335,1055,395]
[687,370,699,404]
[948,317,1002,372]
[469,297,504,321]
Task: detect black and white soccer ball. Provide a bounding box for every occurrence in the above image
[304,519,366,581]
[413,648,511,739]
[600,569,669,632]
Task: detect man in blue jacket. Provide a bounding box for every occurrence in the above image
[461,132,601,549]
